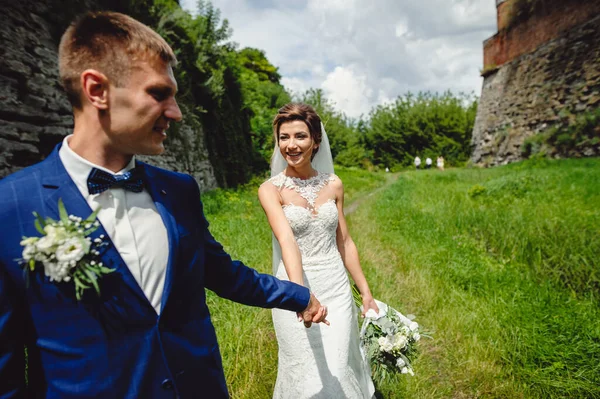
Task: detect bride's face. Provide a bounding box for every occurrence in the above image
[278,120,318,168]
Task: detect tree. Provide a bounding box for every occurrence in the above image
[365,91,478,168]
[151,0,260,186]
[235,48,291,168]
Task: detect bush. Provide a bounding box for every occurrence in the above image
[335,146,372,168]
[467,184,486,198]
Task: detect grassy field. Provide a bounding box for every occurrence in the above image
[202,160,600,398]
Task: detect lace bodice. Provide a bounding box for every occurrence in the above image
[282,200,339,263]
[269,172,339,263]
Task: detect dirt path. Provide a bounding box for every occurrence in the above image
[344,173,399,216]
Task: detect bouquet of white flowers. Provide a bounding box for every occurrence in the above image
[353,286,423,383]
[20,199,113,300]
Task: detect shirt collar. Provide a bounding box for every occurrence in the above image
[58,135,136,196]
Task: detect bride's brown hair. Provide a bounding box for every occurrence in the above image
[273,103,322,159]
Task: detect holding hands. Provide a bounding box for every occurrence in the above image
[298,292,330,328]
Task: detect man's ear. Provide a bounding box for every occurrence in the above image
[80,69,110,110]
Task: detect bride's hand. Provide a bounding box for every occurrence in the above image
[361,295,379,318]
[298,292,330,327]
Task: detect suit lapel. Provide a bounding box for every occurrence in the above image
[40,148,154,309]
[137,162,180,312]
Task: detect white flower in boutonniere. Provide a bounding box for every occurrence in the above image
[19,198,113,300]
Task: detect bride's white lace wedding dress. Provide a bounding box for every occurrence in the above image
[269,171,375,399]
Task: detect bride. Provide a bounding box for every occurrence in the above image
[258,103,378,398]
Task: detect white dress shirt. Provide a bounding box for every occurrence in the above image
[59,136,168,315]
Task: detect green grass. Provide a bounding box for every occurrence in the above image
[350,159,600,398]
[202,160,600,398]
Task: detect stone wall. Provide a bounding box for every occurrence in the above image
[472,9,600,166]
[0,1,217,190]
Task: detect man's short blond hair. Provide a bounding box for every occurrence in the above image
[59,11,177,108]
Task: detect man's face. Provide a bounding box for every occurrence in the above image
[105,59,182,156]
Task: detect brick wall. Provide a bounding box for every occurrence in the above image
[483,0,600,69]
[496,0,512,31]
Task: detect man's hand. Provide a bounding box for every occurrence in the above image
[297,292,330,328]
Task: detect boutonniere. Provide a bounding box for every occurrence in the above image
[20,199,113,300]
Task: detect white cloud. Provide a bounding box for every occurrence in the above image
[180,0,497,117]
[321,66,372,118]
[280,76,309,97]
[395,21,409,38]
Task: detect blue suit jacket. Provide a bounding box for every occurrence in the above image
[0,146,310,398]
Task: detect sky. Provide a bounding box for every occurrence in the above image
[180,0,498,119]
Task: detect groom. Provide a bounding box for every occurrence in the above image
[0,11,327,398]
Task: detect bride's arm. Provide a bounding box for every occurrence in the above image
[333,178,379,315]
[258,182,305,286]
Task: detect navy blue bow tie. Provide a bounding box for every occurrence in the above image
[87,167,144,195]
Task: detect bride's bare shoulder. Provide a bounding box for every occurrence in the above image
[259,177,281,199]
[328,173,343,189]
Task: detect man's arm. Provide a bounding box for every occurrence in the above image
[0,262,27,398]
[201,220,328,326]
[183,175,309,312]
[187,176,327,324]
[201,211,310,312]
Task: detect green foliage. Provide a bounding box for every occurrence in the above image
[335,145,373,169]
[521,133,545,158]
[236,48,292,167]
[237,47,282,83]
[146,0,261,187]
[467,184,486,198]
[295,89,373,168]
[470,174,542,200]
[365,91,478,169]
[545,107,600,156]
[522,107,600,159]
[246,87,478,173]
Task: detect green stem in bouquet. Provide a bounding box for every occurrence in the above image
[352,284,363,309]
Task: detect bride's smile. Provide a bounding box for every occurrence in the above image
[278,120,319,171]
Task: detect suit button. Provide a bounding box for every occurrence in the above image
[162,378,174,390]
